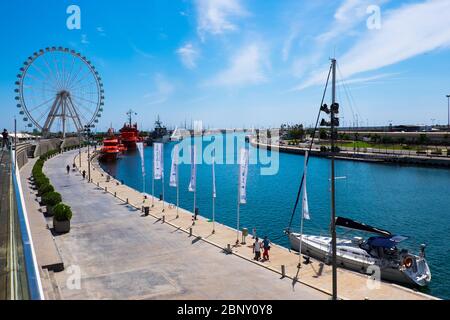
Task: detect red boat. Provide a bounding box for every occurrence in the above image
[119,110,143,150]
[119,123,141,150]
[100,128,125,161]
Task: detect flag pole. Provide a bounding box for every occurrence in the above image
[299,151,308,269]
[152,150,155,207]
[212,150,216,234]
[176,159,179,218]
[162,145,165,213]
[236,180,240,245]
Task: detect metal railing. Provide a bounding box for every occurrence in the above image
[0,148,44,300]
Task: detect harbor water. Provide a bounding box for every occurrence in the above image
[100,133,450,299]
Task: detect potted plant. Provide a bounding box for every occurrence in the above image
[53,203,72,233]
[42,192,62,216]
[38,183,54,196]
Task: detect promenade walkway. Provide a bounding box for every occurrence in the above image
[43,150,327,300]
[68,149,436,300]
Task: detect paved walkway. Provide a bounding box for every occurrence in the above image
[43,150,327,300]
[74,149,437,300]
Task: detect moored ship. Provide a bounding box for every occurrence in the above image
[100,128,122,162]
[119,110,143,150]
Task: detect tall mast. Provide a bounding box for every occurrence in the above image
[330,58,338,300]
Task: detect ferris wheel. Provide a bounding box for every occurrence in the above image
[15,47,104,137]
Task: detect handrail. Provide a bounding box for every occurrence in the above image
[10,150,44,300]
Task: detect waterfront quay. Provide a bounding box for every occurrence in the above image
[33,148,433,300]
[252,138,450,168]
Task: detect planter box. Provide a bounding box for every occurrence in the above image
[45,205,54,217]
[53,218,70,233]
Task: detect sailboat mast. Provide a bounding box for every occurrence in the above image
[330,58,338,300]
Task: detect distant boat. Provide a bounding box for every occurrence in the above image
[146,115,170,145]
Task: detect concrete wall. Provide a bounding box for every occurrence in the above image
[61,137,81,149]
[34,139,62,158]
[16,144,30,169]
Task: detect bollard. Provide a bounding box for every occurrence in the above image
[105,187,107,193]
[227,244,232,254]
[162,215,165,223]
[97,182,99,187]
[114,192,117,197]
[189,228,193,237]
[126,198,129,204]
[141,206,144,213]
[281,265,286,278]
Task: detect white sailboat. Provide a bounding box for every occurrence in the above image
[288,219,431,287]
[286,59,431,289]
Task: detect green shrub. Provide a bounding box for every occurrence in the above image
[35,176,50,189]
[53,203,72,222]
[38,183,54,196]
[42,192,62,207]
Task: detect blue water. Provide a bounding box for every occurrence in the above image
[101,134,450,299]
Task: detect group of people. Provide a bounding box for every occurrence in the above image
[2,129,10,151]
[253,235,271,262]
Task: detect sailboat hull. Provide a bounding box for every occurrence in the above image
[289,233,431,287]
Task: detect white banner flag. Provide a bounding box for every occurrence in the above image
[136,142,145,177]
[153,143,163,180]
[238,148,249,204]
[302,151,310,220]
[170,145,179,188]
[212,151,216,198]
[188,145,196,192]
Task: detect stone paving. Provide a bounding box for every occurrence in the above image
[72,149,437,300]
[43,150,328,300]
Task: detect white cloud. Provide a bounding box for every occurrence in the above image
[96,26,106,36]
[295,0,450,90]
[81,34,89,44]
[316,0,387,44]
[282,26,300,62]
[196,0,247,39]
[177,43,199,69]
[144,74,174,105]
[130,43,154,59]
[207,43,268,87]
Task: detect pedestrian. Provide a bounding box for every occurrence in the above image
[252,228,257,239]
[82,170,86,179]
[66,165,70,174]
[262,236,271,261]
[253,237,261,261]
[2,129,9,150]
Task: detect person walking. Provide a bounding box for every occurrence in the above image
[2,129,9,150]
[253,237,262,261]
[66,165,70,174]
[262,236,271,261]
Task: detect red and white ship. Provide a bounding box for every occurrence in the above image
[100,128,126,161]
[119,110,143,150]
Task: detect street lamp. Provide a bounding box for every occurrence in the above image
[446,95,450,132]
[84,125,91,182]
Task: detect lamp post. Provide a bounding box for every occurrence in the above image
[446,95,450,132]
[84,125,91,182]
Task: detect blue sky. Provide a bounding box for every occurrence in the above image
[1,0,450,132]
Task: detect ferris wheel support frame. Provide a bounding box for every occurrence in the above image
[42,90,84,138]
